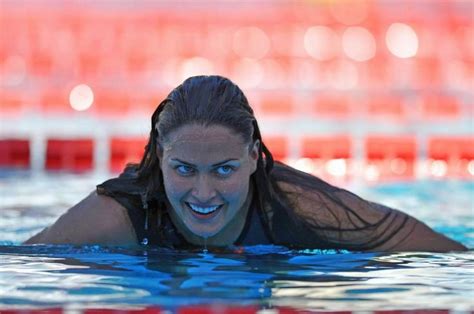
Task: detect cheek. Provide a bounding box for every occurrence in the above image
[219,177,249,202]
[162,169,189,198]
[225,167,252,196]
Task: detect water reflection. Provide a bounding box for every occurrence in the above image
[1,245,473,311]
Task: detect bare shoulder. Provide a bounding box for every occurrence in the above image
[24,191,138,246]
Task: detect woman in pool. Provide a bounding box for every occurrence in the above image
[25,76,466,252]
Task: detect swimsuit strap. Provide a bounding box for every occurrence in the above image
[233,196,257,245]
[96,184,149,244]
[234,195,272,246]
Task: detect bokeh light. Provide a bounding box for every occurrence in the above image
[386,23,419,58]
[180,57,215,81]
[365,164,380,181]
[231,58,264,89]
[326,159,347,177]
[342,27,376,62]
[294,158,316,174]
[233,27,270,59]
[390,158,407,175]
[69,84,94,112]
[468,160,474,176]
[429,160,448,177]
[304,26,339,61]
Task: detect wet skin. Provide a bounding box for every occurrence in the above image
[159,124,259,247]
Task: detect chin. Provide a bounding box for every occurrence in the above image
[187,224,223,239]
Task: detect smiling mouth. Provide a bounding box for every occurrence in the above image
[185,202,223,217]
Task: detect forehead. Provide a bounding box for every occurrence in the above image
[161,124,248,161]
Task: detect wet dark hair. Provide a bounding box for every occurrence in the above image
[103,75,408,250]
[133,75,276,243]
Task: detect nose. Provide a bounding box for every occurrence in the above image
[191,175,217,203]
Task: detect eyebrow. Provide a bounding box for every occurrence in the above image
[171,158,239,167]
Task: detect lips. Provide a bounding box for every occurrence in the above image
[185,202,223,219]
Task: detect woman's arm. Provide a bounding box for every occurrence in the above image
[359,202,467,252]
[24,191,138,246]
[277,181,467,252]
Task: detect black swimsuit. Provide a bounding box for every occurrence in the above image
[96,181,271,248]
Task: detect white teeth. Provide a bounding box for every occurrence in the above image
[188,203,220,214]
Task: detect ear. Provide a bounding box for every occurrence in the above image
[249,139,260,174]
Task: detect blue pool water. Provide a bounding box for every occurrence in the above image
[0,174,473,311]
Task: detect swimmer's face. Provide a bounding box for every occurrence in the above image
[159,124,259,246]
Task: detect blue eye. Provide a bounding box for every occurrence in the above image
[176,165,194,175]
[216,165,234,176]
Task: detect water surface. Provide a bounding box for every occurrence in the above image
[0,174,473,311]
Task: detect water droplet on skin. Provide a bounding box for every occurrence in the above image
[202,237,208,254]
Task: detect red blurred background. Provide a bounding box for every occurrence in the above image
[0,0,473,183]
